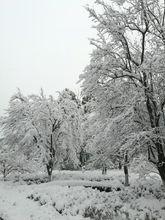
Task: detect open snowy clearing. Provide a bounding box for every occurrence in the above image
[0,170,165,220]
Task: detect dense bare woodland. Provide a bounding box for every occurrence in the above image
[0,0,165,219]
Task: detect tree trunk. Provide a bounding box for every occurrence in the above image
[119,161,122,170]
[102,166,105,175]
[46,161,53,182]
[2,165,7,181]
[46,133,55,182]
[124,152,129,186]
[102,165,107,175]
[105,166,107,174]
[145,92,165,186]
[3,172,7,181]
[156,140,165,187]
[157,164,165,187]
[82,166,85,173]
[48,172,52,182]
[148,140,165,186]
[124,166,129,186]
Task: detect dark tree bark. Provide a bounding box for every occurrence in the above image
[46,160,53,182]
[46,133,56,181]
[119,161,122,170]
[102,164,107,175]
[124,152,129,186]
[145,89,165,186]
[155,140,165,187]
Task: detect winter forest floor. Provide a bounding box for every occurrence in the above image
[0,170,165,220]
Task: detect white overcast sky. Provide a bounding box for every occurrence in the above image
[0,0,95,115]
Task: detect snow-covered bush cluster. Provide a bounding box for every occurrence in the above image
[27,173,165,220]
[13,173,49,185]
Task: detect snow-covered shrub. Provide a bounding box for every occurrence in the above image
[15,172,49,185]
[22,176,48,185]
[83,206,114,220]
[130,156,159,179]
[27,172,165,220]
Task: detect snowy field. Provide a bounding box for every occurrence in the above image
[0,170,165,220]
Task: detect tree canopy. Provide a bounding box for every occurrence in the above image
[80,0,165,185]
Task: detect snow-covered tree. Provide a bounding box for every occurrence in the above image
[1,89,82,181]
[80,0,165,186]
[57,88,83,170]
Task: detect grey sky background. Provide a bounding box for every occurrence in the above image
[0,0,95,115]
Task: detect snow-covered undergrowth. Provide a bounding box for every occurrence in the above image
[0,170,165,220]
[27,170,165,220]
[12,170,124,182]
[11,170,125,186]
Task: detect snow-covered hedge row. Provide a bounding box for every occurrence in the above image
[10,172,49,185]
[51,170,126,183]
[12,170,124,185]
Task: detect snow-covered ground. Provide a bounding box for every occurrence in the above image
[0,170,165,220]
[0,181,87,220]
